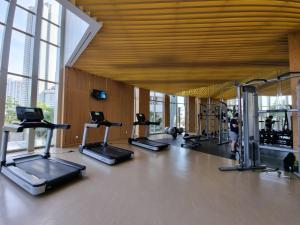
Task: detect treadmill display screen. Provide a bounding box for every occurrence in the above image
[16,107,44,122]
[136,113,146,122]
[91,111,105,122]
[91,89,107,100]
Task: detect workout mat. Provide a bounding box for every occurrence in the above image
[152,137,184,146]
[152,136,286,168]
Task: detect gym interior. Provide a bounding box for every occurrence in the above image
[0,1,300,225]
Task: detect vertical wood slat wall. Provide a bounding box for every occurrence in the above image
[60,67,134,147]
[138,88,150,136]
[187,96,196,133]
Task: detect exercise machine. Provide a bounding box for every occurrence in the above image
[128,113,169,151]
[218,101,230,145]
[181,133,202,149]
[0,107,86,195]
[219,84,267,171]
[80,112,134,165]
[164,126,184,139]
[199,100,228,141]
[259,109,293,147]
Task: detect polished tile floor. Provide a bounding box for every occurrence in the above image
[0,140,300,225]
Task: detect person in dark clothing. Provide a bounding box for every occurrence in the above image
[229,113,239,154]
[265,115,274,131]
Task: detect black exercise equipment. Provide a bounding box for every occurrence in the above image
[164,126,184,139]
[181,133,202,149]
[259,109,293,147]
[128,113,169,151]
[80,112,134,165]
[0,107,86,195]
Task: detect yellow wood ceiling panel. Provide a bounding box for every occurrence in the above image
[73,0,299,97]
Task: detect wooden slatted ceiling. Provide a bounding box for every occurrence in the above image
[73,0,300,98]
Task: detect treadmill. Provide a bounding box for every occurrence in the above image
[79,112,134,165]
[0,107,86,195]
[128,113,169,151]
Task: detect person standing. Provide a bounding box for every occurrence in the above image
[229,113,239,156]
[265,115,274,131]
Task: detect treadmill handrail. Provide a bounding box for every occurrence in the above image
[4,120,70,132]
[90,120,122,127]
[1,120,71,166]
[3,124,23,133]
[133,120,160,126]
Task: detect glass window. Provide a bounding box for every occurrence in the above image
[288,96,292,105]
[13,6,36,35]
[35,81,57,147]
[39,41,59,82]
[0,24,5,66]
[149,91,165,134]
[170,101,177,127]
[8,30,34,76]
[0,0,9,23]
[5,75,31,151]
[41,19,60,45]
[169,96,186,128]
[43,0,62,25]
[17,0,37,13]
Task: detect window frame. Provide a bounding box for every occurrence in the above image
[149,91,165,134]
[169,95,186,129]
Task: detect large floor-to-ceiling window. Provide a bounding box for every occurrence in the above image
[170,96,186,128]
[149,91,164,134]
[35,0,61,147]
[0,0,99,152]
[227,96,292,130]
[5,0,37,150]
[1,0,63,151]
[258,95,292,130]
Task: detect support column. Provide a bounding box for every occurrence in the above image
[288,31,300,151]
[164,95,170,127]
[187,96,196,133]
[138,88,150,136]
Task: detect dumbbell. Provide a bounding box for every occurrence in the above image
[177,127,184,134]
[164,127,178,139]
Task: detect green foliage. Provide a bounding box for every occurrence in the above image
[4,97,54,125]
[37,101,54,122]
[5,96,18,124]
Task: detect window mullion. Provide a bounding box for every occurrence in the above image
[0,0,17,149]
[27,0,43,152]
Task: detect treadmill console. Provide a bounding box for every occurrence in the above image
[16,107,44,122]
[91,111,105,123]
[136,113,146,123]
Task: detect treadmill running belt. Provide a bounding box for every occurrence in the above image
[138,140,167,147]
[16,158,79,182]
[88,146,132,158]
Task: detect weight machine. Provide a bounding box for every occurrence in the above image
[218,101,230,145]
[219,72,300,177]
[198,100,229,143]
[258,108,293,148]
[219,85,266,171]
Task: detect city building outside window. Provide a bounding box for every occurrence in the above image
[170,96,186,129]
[149,91,164,134]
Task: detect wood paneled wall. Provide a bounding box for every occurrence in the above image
[288,31,300,151]
[164,95,170,127]
[137,88,150,135]
[187,97,196,132]
[60,67,134,147]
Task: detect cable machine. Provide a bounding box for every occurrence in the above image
[219,72,300,176]
[219,85,266,171]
